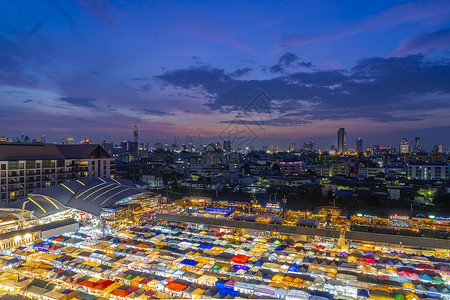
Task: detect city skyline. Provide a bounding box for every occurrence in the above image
[1,126,446,153]
[1,1,450,148]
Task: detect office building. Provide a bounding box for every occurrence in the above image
[356,138,363,152]
[337,128,346,154]
[433,144,443,154]
[289,143,296,152]
[414,137,422,153]
[134,125,138,144]
[303,142,315,153]
[223,140,232,153]
[399,138,410,154]
[0,143,115,204]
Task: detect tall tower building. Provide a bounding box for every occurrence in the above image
[41,135,46,143]
[303,142,315,152]
[337,128,346,154]
[356,138,363,152]
[223,140,231,153]
[414,137,422,153]
[134,125,138,144]
[289,143,296,152]
[399,138,410,154]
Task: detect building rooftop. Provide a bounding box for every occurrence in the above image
[3,178,152,217]
[0,143,109,160]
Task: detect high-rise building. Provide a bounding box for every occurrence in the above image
[0,143,115,204]
[337,128,346,154]
[356,138,363,152]
[40,135,46,144]
[399,138,410,154]
[414,137,422,153]
[134,125,138,144]
[303,142,315,152]
[433,144,443,154]
[289,143,296,152]
[223,140,232,153]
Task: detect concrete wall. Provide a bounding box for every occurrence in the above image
[41,222,80,239]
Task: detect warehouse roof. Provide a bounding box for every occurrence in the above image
[3,178,152,218]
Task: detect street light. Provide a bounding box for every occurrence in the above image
[282,195,287,218]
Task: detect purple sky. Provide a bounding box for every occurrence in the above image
[0,0,449,150]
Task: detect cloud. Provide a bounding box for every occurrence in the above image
[132,108,172,116]
[129,77,151,81]
[23,99,33,103]
[3,90,28,95]
[278,52,298,66]
[134,83,152,92]
[156,54,450,127]
[269,52,312,73]
[230,68,252,78]
[58,97,97,108]
[392,28,450,56]
[220,117,311,127]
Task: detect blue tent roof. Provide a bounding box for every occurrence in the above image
[180,259,198,266]
[357,289,370,297]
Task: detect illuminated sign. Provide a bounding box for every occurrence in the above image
[390,215,409,220]
[204,206,233,213]
[219,228,232,233]
[266,203,280,209]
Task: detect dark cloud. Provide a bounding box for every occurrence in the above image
[392,28,450,56]
[23,99,33,103]
[58,97,97,108]
[134,83,152,92]
[156,54,450,126]
[269,52,312,73]
[230,68,252,78]
[132,108,172,116]
[278,52,298,66]
[220,117,311,127]
[269,64,285,74]
[129,77,151,81]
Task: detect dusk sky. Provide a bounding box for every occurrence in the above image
[1,0,449,150]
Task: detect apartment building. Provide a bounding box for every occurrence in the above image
[0,143,115,204]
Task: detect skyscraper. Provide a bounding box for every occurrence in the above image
[303,142,315,152]
[337,128,346,154]
[414,137,422,153]
[41,135,46,143]
[134,125,138,144]
[289,143,296,152]
[223,140,231,153]
[399,138,410,154]
[356,138,363,152]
